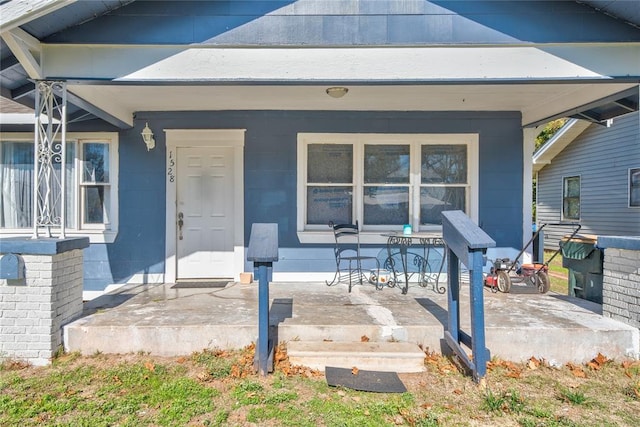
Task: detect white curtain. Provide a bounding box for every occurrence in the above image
[0,142,34,228]
[1,142,77,229]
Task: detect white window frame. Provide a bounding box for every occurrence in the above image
[630,167,640,208]
[0,132,119,243]
[297,133,479,244]
[78,139,113,230]
[561,175,581,221]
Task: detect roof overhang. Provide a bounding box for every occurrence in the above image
[0,0,77,33]
[527,86,639,127]
[38,43,640,128]
[2,1,639,129]
[532,118,592,173]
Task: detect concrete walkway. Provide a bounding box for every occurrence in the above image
[64,280,639,365]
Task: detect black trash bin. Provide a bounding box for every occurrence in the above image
[560,234,603,304]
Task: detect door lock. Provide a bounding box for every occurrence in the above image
[177,212,184,240]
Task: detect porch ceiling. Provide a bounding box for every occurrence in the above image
[68,81,638,128]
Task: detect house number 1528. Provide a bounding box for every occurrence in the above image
[168,151,175,182]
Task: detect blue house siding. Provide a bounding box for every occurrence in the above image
[81,110,523,290]
[537,112,640,249]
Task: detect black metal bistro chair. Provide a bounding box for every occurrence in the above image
[326,221,381,292]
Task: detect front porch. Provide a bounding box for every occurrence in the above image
[63,280,639,366]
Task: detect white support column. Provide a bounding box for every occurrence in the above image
[522,127,538,264]
[33,81,67,239]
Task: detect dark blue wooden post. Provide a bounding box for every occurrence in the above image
[447,248,460,344]
[442,211,495,382]
[247,223,279,376]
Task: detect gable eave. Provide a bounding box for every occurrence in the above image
[0,0,77,33]
[533,119,592,173]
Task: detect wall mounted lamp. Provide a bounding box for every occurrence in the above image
[326,86,349,98]
[141,122,155,151]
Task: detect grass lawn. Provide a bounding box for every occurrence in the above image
[544,249,569,295]
[2,344,639,427]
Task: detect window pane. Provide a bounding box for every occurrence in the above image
[563,198,580,220]
[83,143,109,183]
[84,185,106,224]
[422,145,467,184]
[363,186,409,225]
[420,187,466,225]
[564,176,580,197]
[563,176,580,219]
[307,186,352,225]
[630,169,640,207]
[0,142,33,228]
[307,144,352,183]
[65,143,76,228]
[364,145,409,184]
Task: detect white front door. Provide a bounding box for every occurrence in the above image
[176,146,235,279]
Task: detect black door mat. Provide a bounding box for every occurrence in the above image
[325,366,407,393]
[171,281,229,289]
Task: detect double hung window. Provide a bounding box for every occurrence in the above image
[0,133,118,242]
[562,175,580,220]
[298,133,478,239]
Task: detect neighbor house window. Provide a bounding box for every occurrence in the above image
[562,175,580,220]
[0,133,119,242]
[630,168,640,207]
[298,133,478,236]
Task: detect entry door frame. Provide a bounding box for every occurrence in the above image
[164,129,246,283]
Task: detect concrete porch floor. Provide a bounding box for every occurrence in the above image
[63,280,639,365]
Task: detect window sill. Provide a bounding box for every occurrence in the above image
[0,230,117,244]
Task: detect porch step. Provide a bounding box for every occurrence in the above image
[286,341,426,373]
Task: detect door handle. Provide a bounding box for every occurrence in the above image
[178,212,184,240]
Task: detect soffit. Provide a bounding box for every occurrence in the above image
[580,1,640,28]
[67,81,638,129]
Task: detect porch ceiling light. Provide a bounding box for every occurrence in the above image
[141,122,155,151]
[326,87,349,98]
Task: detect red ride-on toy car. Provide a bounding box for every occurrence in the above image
[484,222,581,294]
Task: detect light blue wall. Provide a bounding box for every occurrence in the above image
[81,110,523,289]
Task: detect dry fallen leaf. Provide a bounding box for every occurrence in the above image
[567,363,587,378]
[144,361,155,372]
[361,335,370,342]
[587,361,601,371]
[594,353,609,366]
[196,371,210,381]
[453,388,463,395]
[352,367,359,375]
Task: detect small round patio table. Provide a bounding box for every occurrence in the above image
[381,232,447,295]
